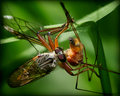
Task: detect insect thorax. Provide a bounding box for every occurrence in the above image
[35,52,57,73]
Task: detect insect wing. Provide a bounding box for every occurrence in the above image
[3,16,45,45]
[8,54,56,87]
[4,15,43,36]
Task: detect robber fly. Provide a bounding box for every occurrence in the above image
[3,2,120,94]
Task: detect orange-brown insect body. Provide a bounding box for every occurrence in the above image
[65,38,84,66]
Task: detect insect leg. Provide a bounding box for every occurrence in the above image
[62,62,99,77]
[54,23,68,48]
[74,67,100,78]
[25,21,67,51]
[82,63,120,75]
[75,69,80,90]
[36,32,52,52]
[60,2,81,42]
[60,2,73,24]
[47,32,55,51]
[83,44,91,81]
[88,42,99,81]
[45,24,66,51]
[38,25,64,34]
[62,62,102,94]
[75,69,102,94]
[70,23,81,42]
[88,52,98,81]
[48,24,66,35]
[37,24,67,51]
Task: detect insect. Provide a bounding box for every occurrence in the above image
[3,2,120,94]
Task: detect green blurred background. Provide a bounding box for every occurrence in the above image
[0,0,120,95]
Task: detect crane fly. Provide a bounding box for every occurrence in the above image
[3,2,120,94]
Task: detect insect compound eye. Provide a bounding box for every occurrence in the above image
[69,37,75,45]
[55,47,66,62]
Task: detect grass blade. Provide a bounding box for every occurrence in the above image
[78,21,112,94]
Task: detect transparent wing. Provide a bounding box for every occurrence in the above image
[3,15,47,45]
[4,15,44,36]
[8,55,56,87]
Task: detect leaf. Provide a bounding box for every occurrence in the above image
[76,1,120,25]
[78,21,112,94]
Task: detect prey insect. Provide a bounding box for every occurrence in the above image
[3,2,120,94]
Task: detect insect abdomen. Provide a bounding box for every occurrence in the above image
[8,53,56,87]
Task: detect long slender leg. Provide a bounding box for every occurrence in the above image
[75,69,80,90]
[39,24,66,35]
[83,45,91,81]
[89,45,98,81]
[47,32,55,50]
[82,63,120,75]
[89,28,99,80]
[89,53,98,81]
[75,68,102,94]
[25,21,66,37]
[38,25,64,33]
[62,62,99,77]
[55,24,68,48]
[49,26,65,35]
[74,67,100,77]
[37,24,70,51]
[26,18,68,51]
[70,23,81,42]
[37,33,52,52]
[60,2,73,24]
[61,2,81,42]
[25,21,66,50]
[61,62,102,94]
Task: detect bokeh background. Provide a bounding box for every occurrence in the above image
[0,0,120,96]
